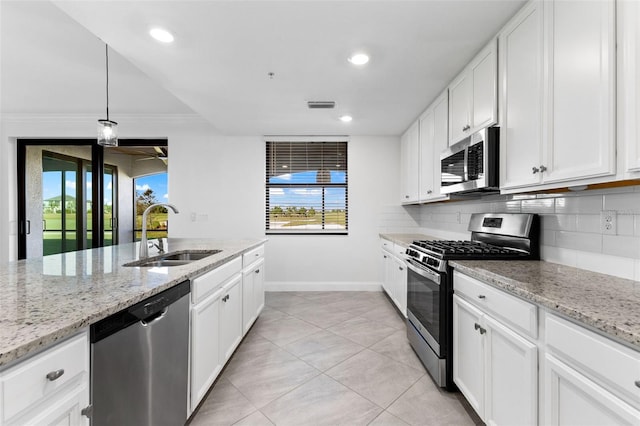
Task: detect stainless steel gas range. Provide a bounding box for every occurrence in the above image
[405,213,539,390]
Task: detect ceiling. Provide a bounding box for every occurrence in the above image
[2,1,526,136]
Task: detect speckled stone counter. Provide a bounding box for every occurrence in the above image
[379,233,440,247]
[450,260,640,350]
[0,238,266,368]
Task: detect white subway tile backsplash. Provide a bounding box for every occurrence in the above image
[540,230,557,246]
[541,214,577,232]
[602,235,640,259]
[617,215,635,236]
[576,214,601,234]
[490,200,521,213]
[521,198,555,214]
[603,192,640,214]
[554,195,602,214]
[574,250,637,280]
[555,231,602,253]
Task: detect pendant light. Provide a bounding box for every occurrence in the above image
[97,44,118,146]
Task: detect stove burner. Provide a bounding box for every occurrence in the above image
[411,240,527,258]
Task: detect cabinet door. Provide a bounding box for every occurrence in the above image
[253,259,265,320]
[419,107,435,200]
[242,266,256,334]
[499,1,544,189]
[449,71,471,144]
[381,251,393,297]
[484,315,537,426]
[9,385,89,426]
[618,0,640,173]
[453,295,484,418]
[471,40,498,131]
[190,288,223,410]
[400,121,420,203]
[545,354,640,425]
[432,91,449,198]
[543,0,615,183]
[220,274,243,362]
[393,256,407,317]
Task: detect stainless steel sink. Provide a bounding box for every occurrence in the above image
[123,249,221,267]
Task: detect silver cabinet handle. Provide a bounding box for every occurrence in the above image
[81,405,93,419]
[635,380,640,388]
[474,323,481,331]
[405,195,409,199]
[255,269,260,274]
[462,125,470,131]
[474,323,486,334]
[427,190,433,195]
[255,253,260,256]
[539,165,547,173]
[46,369,65,381]
[399,266,404,271]
[532,166,540,174]
[478,295,486,299]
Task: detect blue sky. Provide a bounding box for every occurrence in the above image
[135,173,168,202]
[269,171,346,209]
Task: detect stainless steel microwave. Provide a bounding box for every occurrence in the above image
[440,127,499,195]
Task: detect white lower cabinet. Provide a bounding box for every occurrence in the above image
[242,258,265,334]
[380,240,407,317]
[544,354,640,425]
[0,331,90,426]
[189,257,243,413]
[453,272,537,426]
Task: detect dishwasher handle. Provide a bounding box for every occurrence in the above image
[140,307,168,326]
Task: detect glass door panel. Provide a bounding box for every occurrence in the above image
[42,153,79,255]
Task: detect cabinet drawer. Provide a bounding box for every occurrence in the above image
[242,245,264,267]
[546,313,640,409]
[380,238,393,253]
[192,257,242,303]
[393,243,408,259]
[454,271,537,339]
[1,331,88,422]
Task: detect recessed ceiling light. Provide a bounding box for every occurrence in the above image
[340,115,353,123]
[348,53,369,66]
[149,28,174,43]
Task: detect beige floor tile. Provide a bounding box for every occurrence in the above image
[369,330,426,372]
[367,411,410,426]
[289,304,355,329]
[189,378,257,426]
[325,296,383,316]
[386,376,476,426]
[255,306,290,325]
[283,329,365,371]
[224,350,321,408]
[359,300,406,330]
[265,292,309,310]
[326,349,424,408]
[253,315,322,346]
[327,316,397,347]
[232,410,274,426]
[295,291,348,303]
[261,374,382,426]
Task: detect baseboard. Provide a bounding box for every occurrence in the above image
[265,281,383,292]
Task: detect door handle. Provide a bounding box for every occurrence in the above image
[255,269,260,274]
[532,166,540,174]
[46,369,65,381]
[539,165,547,173]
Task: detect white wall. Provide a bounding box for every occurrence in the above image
[168,133,400,289]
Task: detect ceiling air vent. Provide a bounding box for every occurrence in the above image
[307,101,335,109]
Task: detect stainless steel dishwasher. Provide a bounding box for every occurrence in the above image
[90,280,190,426]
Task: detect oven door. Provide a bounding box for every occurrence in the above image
[406,259,443,355]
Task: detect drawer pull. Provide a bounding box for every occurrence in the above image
[255,253,259,256]
[255,269,260,274]
[474,323,486,334]
[478,295,486,299]
[46,369,65,381]
[635,380,640,388]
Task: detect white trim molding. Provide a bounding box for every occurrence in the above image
[265,281,383,292]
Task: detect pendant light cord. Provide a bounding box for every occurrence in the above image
[105,44,110,121]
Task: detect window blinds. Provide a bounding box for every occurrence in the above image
[265,140,348,234]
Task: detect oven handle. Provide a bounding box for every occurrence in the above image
[407,259,441,285]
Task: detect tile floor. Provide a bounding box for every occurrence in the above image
[189,291,482,426]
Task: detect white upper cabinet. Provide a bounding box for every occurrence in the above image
[500,0,615,191]
[449,39,498,145]
[419,90,450,203]
[542,0,616,184]
[400,121,420,203]
[618,0,640,175]
[499,1,544,189]
[499,0,616,191]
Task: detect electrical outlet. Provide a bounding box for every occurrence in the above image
[600,210,617,235]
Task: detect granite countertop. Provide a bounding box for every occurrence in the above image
[0,238,266,368]
[450,260,640,350]
[379,233,441,247]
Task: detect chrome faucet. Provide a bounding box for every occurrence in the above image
[139,203,179,259]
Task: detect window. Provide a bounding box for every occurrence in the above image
[134,173,169,241]
[266,139,348,234]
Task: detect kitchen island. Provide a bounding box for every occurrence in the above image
[0,238,266,368]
